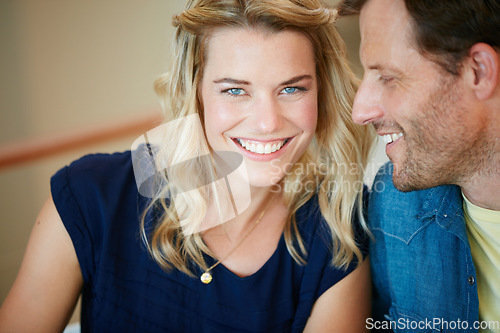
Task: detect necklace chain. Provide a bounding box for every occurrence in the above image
[200,196,274,284]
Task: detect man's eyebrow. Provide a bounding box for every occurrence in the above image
[367,64,402,75]
[368,64,383,71]
[280,75,313,86]
[213,78,251,85]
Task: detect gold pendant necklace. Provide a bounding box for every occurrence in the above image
[200,195,274,284]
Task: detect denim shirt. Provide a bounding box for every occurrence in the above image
[369,163,479,333]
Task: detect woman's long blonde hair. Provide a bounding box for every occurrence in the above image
[141,0,375,276]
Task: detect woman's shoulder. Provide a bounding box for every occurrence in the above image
[49,150,139,236]
[50,150,137,215]
[51,151,135,196]
[64,151,132,177]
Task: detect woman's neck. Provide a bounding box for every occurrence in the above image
[213,187,281,237]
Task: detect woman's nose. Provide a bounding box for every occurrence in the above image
[249,96,283,133]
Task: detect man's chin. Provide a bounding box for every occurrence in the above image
[391,163,427,193]
[392,176,420,192]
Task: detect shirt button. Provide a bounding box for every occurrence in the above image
[468,276,475,285]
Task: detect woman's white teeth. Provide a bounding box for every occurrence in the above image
[383,133,403,144]
[237,139,287,154]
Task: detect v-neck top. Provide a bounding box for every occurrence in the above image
[51,151,368,332]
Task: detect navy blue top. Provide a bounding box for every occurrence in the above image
[51,151,367,332]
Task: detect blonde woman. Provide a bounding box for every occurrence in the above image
[0,0,374,331]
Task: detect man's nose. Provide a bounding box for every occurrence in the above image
[352,78,385,125]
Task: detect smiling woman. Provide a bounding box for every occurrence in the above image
[201,28,318,188]
[0,0,374,332]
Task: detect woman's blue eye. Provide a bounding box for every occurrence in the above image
[227,88,245,95]
[281,87,302,94]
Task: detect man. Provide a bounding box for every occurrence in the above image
[338,0,500,331]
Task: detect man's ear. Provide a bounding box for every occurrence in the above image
[466,43,499,100]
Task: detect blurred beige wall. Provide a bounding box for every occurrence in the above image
[0,0,186,323]
[0,0,386,325]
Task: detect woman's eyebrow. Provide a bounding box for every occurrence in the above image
[213,75,313,86]
[213,78,251,85]
[279,74,313,86]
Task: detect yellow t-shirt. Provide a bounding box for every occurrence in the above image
[463,193,500,333]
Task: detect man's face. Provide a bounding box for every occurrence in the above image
[353,0,488,191]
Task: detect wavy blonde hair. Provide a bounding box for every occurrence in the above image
[141,0,375,276]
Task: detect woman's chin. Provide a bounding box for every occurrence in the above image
[247,173,285,190]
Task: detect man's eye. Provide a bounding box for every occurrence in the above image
[379,76,393,84]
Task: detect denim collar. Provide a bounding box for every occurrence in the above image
[418,184,468,244]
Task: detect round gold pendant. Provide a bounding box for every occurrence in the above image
[200,272,212,284]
